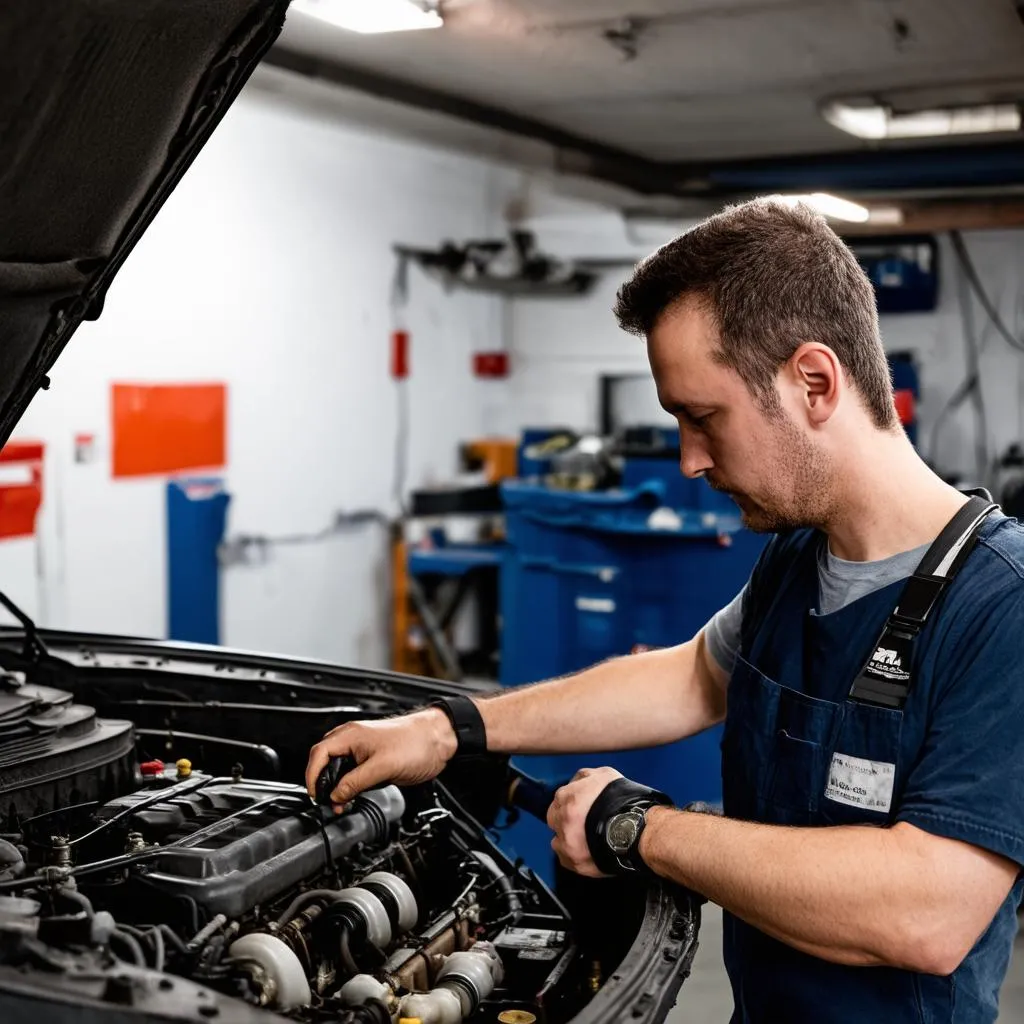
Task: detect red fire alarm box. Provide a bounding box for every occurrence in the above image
[0,440,44,540]
[391,330,410,380]
[473,352,510,378]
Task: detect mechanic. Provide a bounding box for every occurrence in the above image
[307,199,1024,1024]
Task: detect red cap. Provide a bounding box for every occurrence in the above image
[140,759,166,777]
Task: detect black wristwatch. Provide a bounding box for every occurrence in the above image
[605,803,657,875]
[585,778,673,877]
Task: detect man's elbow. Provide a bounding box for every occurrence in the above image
[887,919,973,977]
[905,939,968,978]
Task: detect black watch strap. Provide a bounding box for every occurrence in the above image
[584,778,673,877]
[428,696,487,757]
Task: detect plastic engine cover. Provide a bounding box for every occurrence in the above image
[96,781,406,917]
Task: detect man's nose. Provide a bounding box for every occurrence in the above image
[679,432,713,479]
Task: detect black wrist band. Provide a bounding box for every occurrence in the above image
[428,696,488,758]
[584,778,673,877]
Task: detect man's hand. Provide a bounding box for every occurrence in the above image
[547,766,622,878]
[305,709,458,807]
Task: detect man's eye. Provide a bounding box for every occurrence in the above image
[692,413,712,427]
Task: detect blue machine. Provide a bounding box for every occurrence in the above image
[517,426,576,478]
[497,464,766,880]
[850,235,939,314]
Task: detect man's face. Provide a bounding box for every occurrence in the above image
[647,299,831,532]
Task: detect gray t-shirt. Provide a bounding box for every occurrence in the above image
[705,537,931,675]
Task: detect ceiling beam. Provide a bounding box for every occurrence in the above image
[842,198,1024,236]
[263,46,681,197]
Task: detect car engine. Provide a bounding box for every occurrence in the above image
[0,676,579,1024]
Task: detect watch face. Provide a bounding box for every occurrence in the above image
[607,812,641,854]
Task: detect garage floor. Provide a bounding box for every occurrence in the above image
[666,905,1024,1022]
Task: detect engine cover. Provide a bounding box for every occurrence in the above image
[95,779,405,918]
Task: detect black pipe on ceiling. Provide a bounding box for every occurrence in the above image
[263,47,681,198]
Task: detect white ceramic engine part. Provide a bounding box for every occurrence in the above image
[338,974,392,1008]
[397,986,465,1024]
[227,932,312,1010]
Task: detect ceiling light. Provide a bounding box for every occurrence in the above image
[822,100,1021,140]
[290,0,443,34]
[865,206,904,227]
[777,193,870,223]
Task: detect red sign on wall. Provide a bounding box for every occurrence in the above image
[473,352,510,378]
[0,440,44,540]
[112,383,227,478]
[894,388,916,427]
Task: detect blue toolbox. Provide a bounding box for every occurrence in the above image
[496,475,766,881]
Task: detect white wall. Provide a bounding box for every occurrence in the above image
[500,205,690,434]
[501,195,1024,487]
[880,231,1024,482]
[0,75,518,667]
[4,84,1021,666]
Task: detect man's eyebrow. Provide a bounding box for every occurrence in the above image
[663,400,715,418]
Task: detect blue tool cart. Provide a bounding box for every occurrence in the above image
[496,476,766,882]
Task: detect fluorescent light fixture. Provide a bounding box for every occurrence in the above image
[822,99,1021,140]
[291,0,443,34]
[777,193,870,223]
[866,205,904,227]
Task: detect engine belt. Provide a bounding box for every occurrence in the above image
[849,494,998,710]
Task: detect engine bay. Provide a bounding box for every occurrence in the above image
[1,760,583,1024]
[0,646,699,1024]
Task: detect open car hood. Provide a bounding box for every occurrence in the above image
[0,0,290,448]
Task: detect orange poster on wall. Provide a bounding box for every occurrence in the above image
[112,383,226,478]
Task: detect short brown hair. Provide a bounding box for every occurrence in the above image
[614,198,896,429]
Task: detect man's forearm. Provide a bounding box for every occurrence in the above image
[474,634,723,756]
[638,807,1007,975]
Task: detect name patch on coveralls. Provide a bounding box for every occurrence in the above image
[824,752,895,812]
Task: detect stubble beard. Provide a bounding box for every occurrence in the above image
[711,417,833,533]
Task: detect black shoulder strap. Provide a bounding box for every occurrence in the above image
[849,495,998,710]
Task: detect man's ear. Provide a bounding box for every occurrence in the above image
[787,343,841,425]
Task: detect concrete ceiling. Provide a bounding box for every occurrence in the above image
[268,0,1024,203]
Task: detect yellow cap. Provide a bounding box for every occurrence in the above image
[176,758,193,779]
[398,1019,423,1024]
[498,1013,537,1024]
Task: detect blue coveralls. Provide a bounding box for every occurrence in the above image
[721,512,1024,1023]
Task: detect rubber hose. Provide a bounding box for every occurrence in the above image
[339,925,360,977]
[56,889,95,918]
[274,888,348,927]
[112,929,147,966]
[158,923,188,953]
[470,850,522,923]
[149,925,165,972]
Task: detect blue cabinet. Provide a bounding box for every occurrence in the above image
[496,479,766,880]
